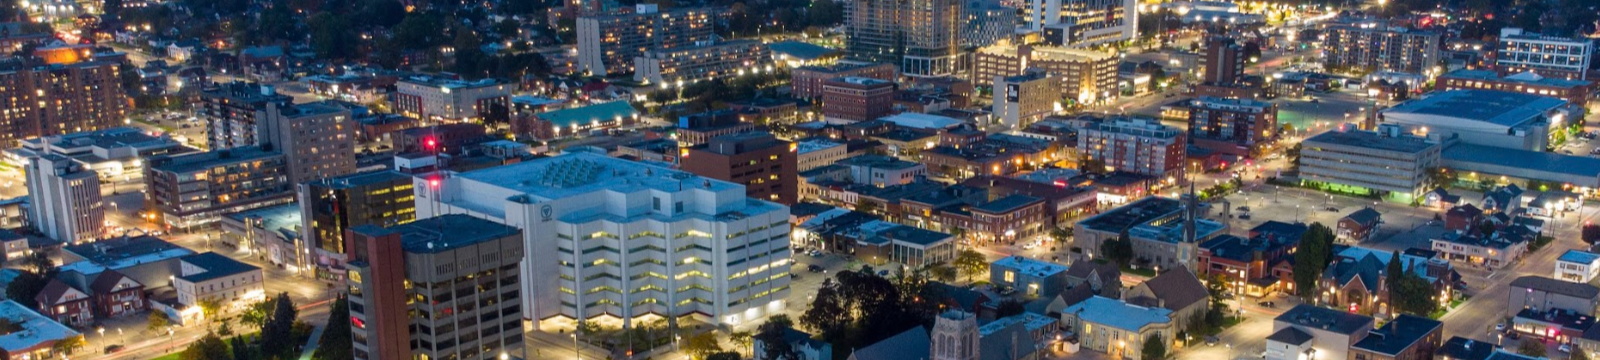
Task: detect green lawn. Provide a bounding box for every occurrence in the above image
[150,352,182,360]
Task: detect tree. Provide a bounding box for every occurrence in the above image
[1573,348,1592,360]
[452,29,487,77]
[230,334,253,360]
[1101,230,1134,266]
[1519,339,1548,357]
[261,292,299,359]
[1287,143,1303,172]
[755,315,799,360]
[308,12,358,60]
[50,335,84,355]
[241,299,274,328]
[180,333,231,360]
[683,332,723,360]
[953,249,988,283]
[147,311,170,332]
[730,330,754,356]
[1586,224,1600,244]
[855,199,879,214]
[5,271,47,308]
[1142,334,1167,360]
[217,321,235,337]
[312,296,352,360]
[799,286,850,337]
[929,264,958,283]
[198,297,224,328]
[1292,223,1336,301]
[1385,251,1404,290]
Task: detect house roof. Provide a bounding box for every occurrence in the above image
[1350,314,1442,356]
[978,321,1039,360]
[1560,250,1600,265]
[850,326,929,360]
[1511,275,1600,299]
[1064,261,1120,286]
[1275,304,1374,335]
[34,280,82,305]
[1062,296,1174,331]
[1437,336,1497,360]
[1344,208,1382,227]
[177,252,261,283]
[1265,327,1314,346]
[87,269,139,294]
[1128,267,1208,311]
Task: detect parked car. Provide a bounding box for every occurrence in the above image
[1495,323,1506,332]
[1561,343,1572,353]
[1205,336,1220,346]
[808,264,824,273]
[808,250,823,257]
[104,345,124,354]
[877,270,891,277]
[1258,301,1275,308]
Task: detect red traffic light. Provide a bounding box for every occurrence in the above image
[424,137,437,150]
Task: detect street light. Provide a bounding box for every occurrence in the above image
[96,327,104,349]
[573,333,580,360]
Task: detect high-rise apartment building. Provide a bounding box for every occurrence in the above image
[993,72,1058,129]
[394,77,513,122]
[576,5,717,75]
[199,82,292,150]
[258,103,357,184]
[1186,97,1278,157]
[1076,117,1186,180]
[822,77,897,122]
[1321,23,1440,74]
[1025,0,1136,47]
[973,43,1119,105]
[346,215,525,360]
[0,56,129,147]
[25,154,103,242]
[634,39,772,84]
[964,3,1018,48]
[144,146,292,228]
[1496,27,1595,80]
[1202,36,1245,84]
[847,0,963,77]
[681,132,798,205]
[413,152,791,329]
[298,170,416,269]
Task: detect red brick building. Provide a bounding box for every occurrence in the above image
[34,280,93,327]
[792,63,898,99]
[87,270,146,318]
[1436,69,1593,107]
[681,132,799,204]
[821,77,896,122]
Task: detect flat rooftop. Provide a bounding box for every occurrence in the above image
[1078,196,1183,232]
[535,101,638,128]
[305,170,412,189]
[796,139,843,155]
[362,214,521,253]
[149,146,281,174]
[992,255,1067,278]
[223,203,301,239]
[1061,296,1173,331]
[1351,314,1442,356]
[972,194,1042,214]
[1305,129,1437,154]
[837,154,922,170]
[1276,304,1374,335]
[1443,69,1591,88]
[178,252,262,283]
[0,299,78,353]
[1384,89,1567,126]
[1562,250,1600,264]
[880,112,965,130]
[1442,143,1600,179]
[456,151,744,199]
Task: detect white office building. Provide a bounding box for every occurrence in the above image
[394,77,513,122]
[1299,125,1441,203]
[1557,250,1600,283]
[413,151,792,330]
[25,154,103,242]
[1498,27,1595,80]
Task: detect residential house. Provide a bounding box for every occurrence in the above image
[1482,185,1525,214]
[1431,231,1528,269]
[1445,204,1485,232]
[1063,261,1123,298]
[33,279,92,327]
[752,326,833,360]
[1424,188,1462,210]
[1338,208,1382,243]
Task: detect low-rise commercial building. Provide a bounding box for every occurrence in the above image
[837,154,928,187]
[990,255,1068,298]
[1300,126,1441,203]
[681,132,798,204]
[0,300,82,360]
[1431,231,1527,269]
[1437,69,1593,107]
[791,62,897,100]
[1348,315,1444,360]
[1075,196,1220,271]
[796,139,846,172]
[1496,27,1594,80]
[1266,305,1374,360]
[394,76,513,122]
[174,252,266,312]
[1381,89,1570,152]
[1508,275,1600,317]
[1558,250,1600,283]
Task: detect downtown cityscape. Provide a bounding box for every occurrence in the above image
[0,0,1597,359]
